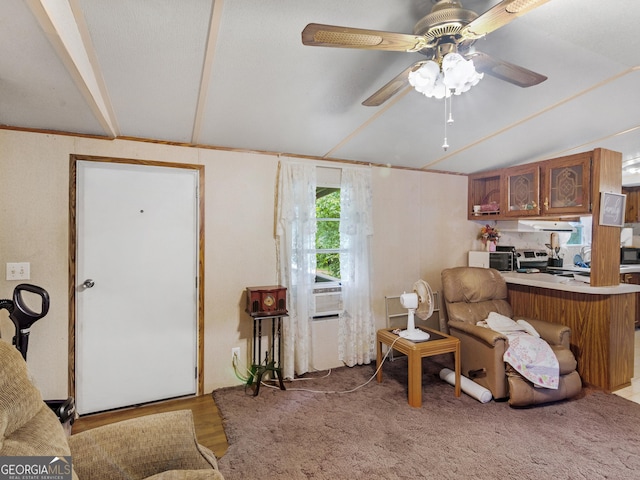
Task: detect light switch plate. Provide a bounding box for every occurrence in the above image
[6,262,30,280]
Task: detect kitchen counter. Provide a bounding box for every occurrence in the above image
[504,271,637,392]
[548,265,640,274]
[502,271,640,294]
[617,265,640,273]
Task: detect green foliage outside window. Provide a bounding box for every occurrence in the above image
[316,190,341,279]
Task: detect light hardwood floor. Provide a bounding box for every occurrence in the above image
[71,394,229,458]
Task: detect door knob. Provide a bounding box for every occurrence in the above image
[83,279,95,289]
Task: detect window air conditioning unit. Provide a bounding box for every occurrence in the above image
[312,286,343,317]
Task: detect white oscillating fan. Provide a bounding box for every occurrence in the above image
[399,280,434,342]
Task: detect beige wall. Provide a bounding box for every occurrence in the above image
[0,129,476,399]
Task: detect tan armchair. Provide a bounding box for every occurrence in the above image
[0,339,224,480]
[441,267,582,407]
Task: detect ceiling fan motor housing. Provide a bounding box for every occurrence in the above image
[413,0,479,55]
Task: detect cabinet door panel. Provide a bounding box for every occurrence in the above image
[623,187,640,223]
[542,153,591,215]
[504,165,540,216]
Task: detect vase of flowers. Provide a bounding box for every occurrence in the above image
[478,224,501,251]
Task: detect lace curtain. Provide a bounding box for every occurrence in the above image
[338,168,375,366]
[276,161,374,378]
[275,161,316,379]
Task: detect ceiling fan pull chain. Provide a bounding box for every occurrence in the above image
[442,94,449,151]
[442,90,453,151]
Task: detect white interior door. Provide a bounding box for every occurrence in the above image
[75,160,199,415]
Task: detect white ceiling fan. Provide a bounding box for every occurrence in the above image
[302,0,550,105]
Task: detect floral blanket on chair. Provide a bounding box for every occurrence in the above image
[479,312,559,389]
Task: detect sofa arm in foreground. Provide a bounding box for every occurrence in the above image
[69,410,224,480]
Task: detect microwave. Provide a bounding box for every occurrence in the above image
[468,250,514,272]
[621,247,640,264]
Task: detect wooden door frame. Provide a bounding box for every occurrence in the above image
[68,154,205,400]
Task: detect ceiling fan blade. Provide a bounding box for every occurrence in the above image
[467,51,547,87]
[362,61,427,106]
[461,0,552,39]
[302,23,427,52]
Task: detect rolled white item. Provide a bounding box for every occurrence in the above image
[439,368,493,404]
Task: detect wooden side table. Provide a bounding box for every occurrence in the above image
[376,327,460,408]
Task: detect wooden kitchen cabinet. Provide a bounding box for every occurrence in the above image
[622,186,640,223]
[468,170,502,220]
[620,272,640,284]
[541,152,592,216]
[620,272,640,328]
[503,164,540,217]
[467,149,602,221]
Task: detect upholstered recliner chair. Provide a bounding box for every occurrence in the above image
[441,267,582,407]
[0,339,225,479]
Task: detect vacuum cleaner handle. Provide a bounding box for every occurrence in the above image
[0,299,14,313]
[12,283,50,328]
[10,284,50,360]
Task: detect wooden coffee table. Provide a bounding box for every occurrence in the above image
[376,327,460,408]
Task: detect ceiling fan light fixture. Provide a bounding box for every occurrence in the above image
[409,60,439,85]
[408,53,482,98]
[408,66,446,99]
[442,52,483,93]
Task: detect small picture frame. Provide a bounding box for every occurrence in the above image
[599,192,626,227]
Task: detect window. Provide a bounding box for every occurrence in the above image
[567,217,592,246]
[315,188,341,285]
[566,224,583,245]
[313,168,343,318]
[276,161,375,374]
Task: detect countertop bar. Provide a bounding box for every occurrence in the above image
[504,271,637,391]
[619,265,640,273]
[502,271,640,295]
[547,265,640,274]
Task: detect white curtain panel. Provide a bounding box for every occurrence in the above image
[339,167,375,367]
[276,161,316,379]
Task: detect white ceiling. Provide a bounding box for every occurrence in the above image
[3,0,640,180]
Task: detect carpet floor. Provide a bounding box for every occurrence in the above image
[213,354,640,479]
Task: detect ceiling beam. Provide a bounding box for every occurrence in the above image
[25,0,119,137]
[191,0,225,144]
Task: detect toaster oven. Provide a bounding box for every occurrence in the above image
[468,248,515,272]
[489,251,515,272]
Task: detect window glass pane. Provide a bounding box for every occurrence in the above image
[316,190,340,218]
[316,219,340,249]
[567,217,591,245]
[315,188,341,282]
[316,253,340,281]
[566,224,583,245]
